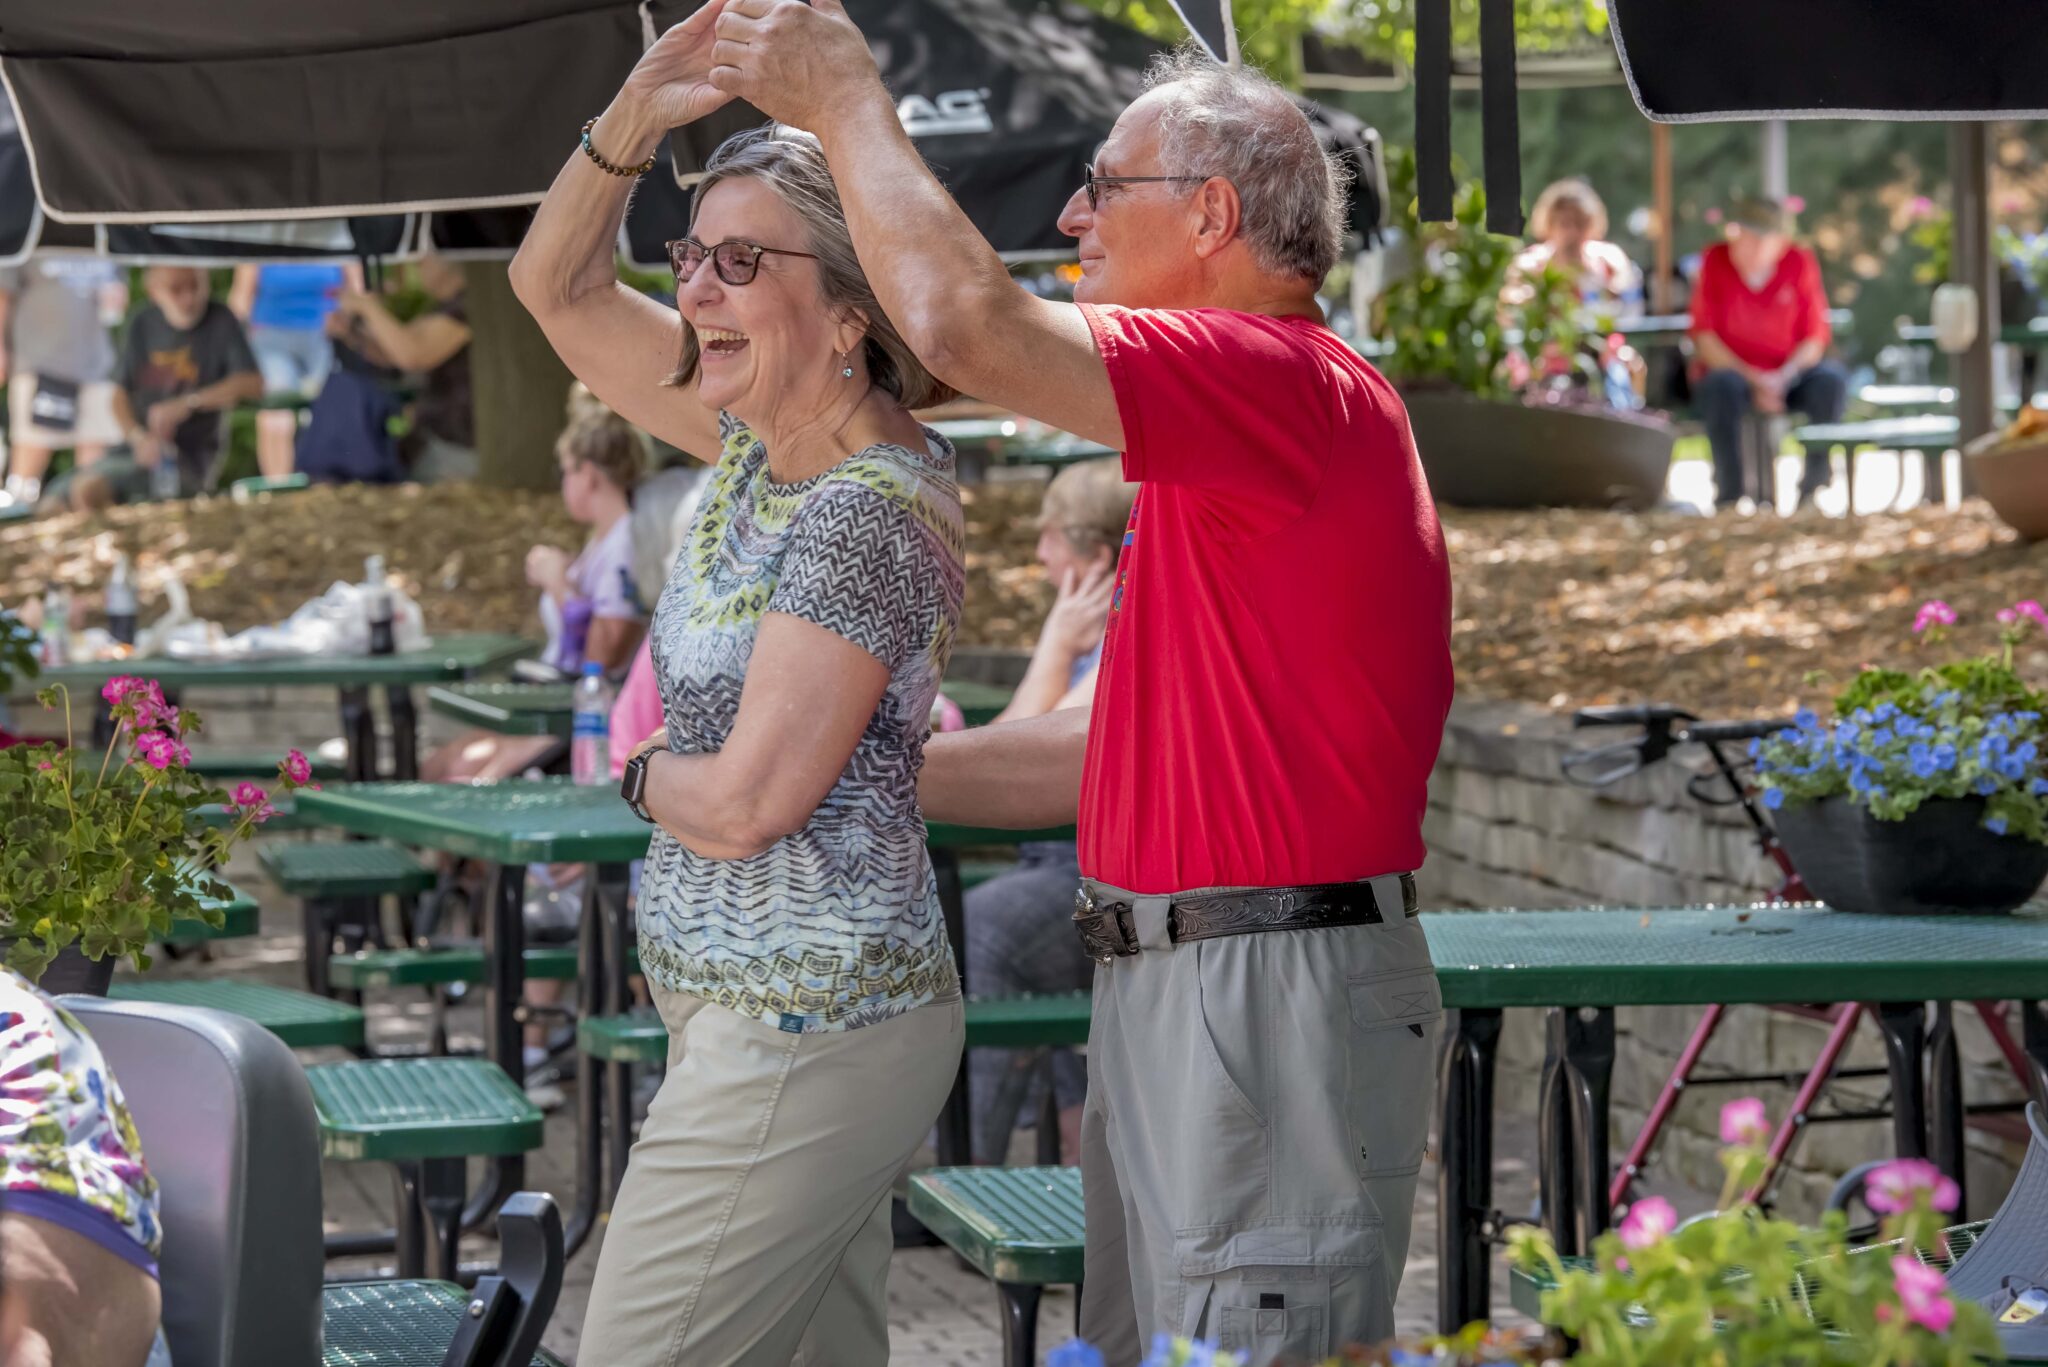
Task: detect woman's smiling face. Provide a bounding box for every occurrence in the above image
[675,177,849,427]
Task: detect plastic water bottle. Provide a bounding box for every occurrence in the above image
[105,553,137,646]
[363,555,395,656]
[150,451,182,501]
[38,586,69,667]
[570,662,613,786]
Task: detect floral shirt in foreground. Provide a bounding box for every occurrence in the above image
[638,413,965,1032]
[0,968,162,1275]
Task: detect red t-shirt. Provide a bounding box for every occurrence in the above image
[1689,242,1831,372]
[1076,305,1454,894]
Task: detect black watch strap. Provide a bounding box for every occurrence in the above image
[620,751,656,824]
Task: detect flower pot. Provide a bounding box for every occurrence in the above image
[1964,431,2048,540]
[1401,390,1676,511]
[1772,795,2048,916]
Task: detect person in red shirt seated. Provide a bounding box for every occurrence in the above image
[707,11,1455,1362]
[1690,196,1847,508]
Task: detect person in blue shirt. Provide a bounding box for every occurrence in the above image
[229,262,360,476]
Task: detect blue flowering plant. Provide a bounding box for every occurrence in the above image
[1753,600,2048,840]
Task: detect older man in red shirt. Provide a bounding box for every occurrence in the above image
[1691,196,1847,509]
[700,8,1454,1362]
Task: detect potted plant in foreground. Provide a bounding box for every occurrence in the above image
[1754,600,2048,915]
[1,675,315,994]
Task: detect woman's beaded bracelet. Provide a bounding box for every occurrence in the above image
[580,116,659,178]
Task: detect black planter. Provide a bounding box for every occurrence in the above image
[1773,796,2048,916]
[4,942,117,995]
[1401,390,1676,511]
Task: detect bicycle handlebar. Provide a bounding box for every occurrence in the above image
[1574,704,1698,729]
[1682,719,1794,746]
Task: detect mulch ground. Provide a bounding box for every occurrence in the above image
[8,483,2047,718]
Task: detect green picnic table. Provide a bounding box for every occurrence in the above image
[33,632,533,781]
[1428,903,2048,1333]
[426,681,577,738]
[163,881,259,944]
[1790,415,1960,509]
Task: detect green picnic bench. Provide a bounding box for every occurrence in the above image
[259,839,434,997]
[426,681,577,739]
[321,1282,569,1367]
[162,881,259,944]
[229,471,311,501]
[308,1057,544,1280]
[909,1166,1085,1367]
[185,748,345,782]
[1790,415,1959,510]
[109,979,366,1050]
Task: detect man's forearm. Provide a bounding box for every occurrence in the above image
[813,93,1020,375]
[918,707,1089,828]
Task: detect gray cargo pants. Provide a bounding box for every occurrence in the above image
[1075,877,1442,1367]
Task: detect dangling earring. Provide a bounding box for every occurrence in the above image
[840,351,855,380]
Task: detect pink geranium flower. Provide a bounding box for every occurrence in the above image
[1617,1196,1677,1251]
[281,750,314,787]
[1720,1096,1770,1148]
[134,731,189,771]
[100,675,143,707]
[1893,1255,1957,1334]
[1867,1158,1960,1215]
[229,781,276,824]
[1912,600,1958,634]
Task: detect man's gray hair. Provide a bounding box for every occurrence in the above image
[1143,48,1349,283]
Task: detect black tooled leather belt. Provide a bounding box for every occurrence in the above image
[1072,875,1418,964]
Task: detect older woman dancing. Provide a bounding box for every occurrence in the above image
[510,6,966,1361]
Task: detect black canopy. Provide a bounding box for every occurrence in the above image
[0,0,648,221]
[1608,0,2048,123]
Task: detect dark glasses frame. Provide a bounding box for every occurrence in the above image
[666,236,820,287]
[1081,163,1208,211]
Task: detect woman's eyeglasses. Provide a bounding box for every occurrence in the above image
[666,237,819,287]
[1081,163,1207,212]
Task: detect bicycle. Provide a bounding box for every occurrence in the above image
[1562,703,2038,1219]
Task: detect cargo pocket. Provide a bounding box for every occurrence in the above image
[1176,1221,1383,1365]
[1347,965,1443,1179]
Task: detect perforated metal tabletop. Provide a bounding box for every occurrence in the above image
[321,1281,567,1366]
[308,1058,543,1163]
[908,1166,1085,1285]
[426,681,576,738]
[36,632,533,691]
[1425,903,2048,1009]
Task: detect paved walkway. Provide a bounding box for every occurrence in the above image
[173,850,1717,1363]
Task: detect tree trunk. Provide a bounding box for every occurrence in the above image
[464,260,572,490]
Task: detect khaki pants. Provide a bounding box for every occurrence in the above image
[1075,884,1443,1367]
[579,985,964,1366]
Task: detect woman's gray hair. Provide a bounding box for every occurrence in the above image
[664,126,956,409]
[1142,48,1349,284]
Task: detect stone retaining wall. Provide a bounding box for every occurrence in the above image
[1420,700,2031,1222]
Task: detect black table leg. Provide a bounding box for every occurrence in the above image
[597,864,636,1211]
[1874,1002,1929,1161]
[391,1163,428,1278]
[386,684,419,781]
[1555,1006,1616,1251]
[483,862,529,1086]
[1436,1006,1500,1335]
[996,1283,1042,1367]
[1928,1000,1967,1212]
[338,685,378,782]
[931,847,971,1167]
[419,1156,468,1282]
[1537,1013,1577,1257]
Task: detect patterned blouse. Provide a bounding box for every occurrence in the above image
[1,968,162,1275]
[637,414,965,1033]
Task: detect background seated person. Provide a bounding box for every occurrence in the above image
[88,266,262,503]
[1504,178,1643,317]
[0,967,167,1367]
[324,257,474,483]
[422,406,647,784]
[966,457,1135,1165]
[1689,196,1848,509]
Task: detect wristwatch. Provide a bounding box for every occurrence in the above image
[619,749,657,824]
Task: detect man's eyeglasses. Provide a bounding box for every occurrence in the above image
[666,237,819,287]
[1081,163,1207,212]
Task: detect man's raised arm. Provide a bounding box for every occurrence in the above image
[707,0,1123,449]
